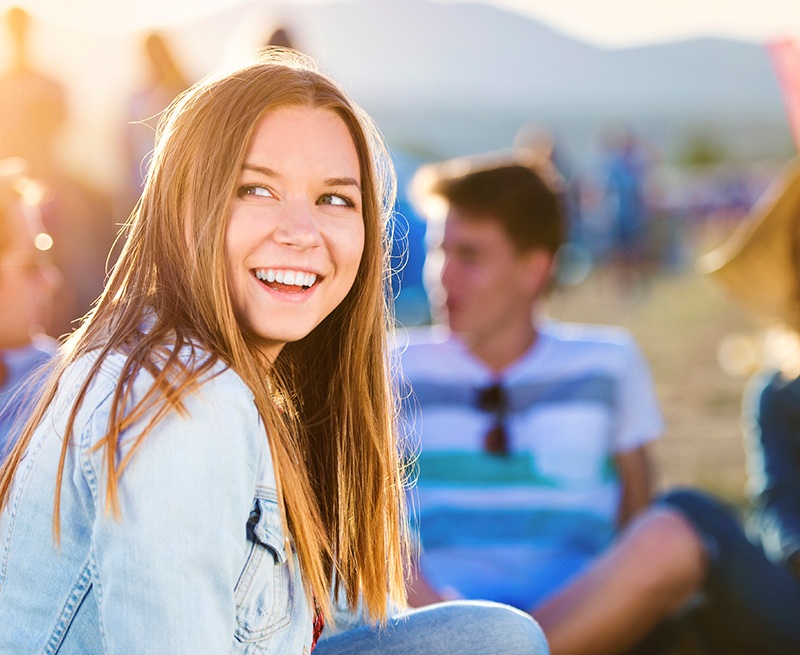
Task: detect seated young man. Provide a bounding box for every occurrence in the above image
[399,155,663,614]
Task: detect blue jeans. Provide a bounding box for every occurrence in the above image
[658,489,800,655]
[315,600,550,655]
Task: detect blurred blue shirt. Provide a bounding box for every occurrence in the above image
[0,334,57,460]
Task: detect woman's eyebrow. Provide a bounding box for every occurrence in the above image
[242,163,279,178]
[326,177,361,191]
[241,166,360,192]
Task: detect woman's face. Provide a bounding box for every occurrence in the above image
[225,105,365,360]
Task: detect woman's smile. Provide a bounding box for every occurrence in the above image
[253,268,319,290]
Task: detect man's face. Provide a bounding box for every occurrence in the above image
[0,202,57,348]
[429,207,548,345]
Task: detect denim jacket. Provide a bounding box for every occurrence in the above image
[0,347,316,654]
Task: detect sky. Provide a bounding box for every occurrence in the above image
[3,0,799,47]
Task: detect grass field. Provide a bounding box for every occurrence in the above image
[546,243,759,506]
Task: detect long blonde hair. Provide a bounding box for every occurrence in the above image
[0,49,407,622]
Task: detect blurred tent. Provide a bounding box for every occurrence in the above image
[1,0,799,46]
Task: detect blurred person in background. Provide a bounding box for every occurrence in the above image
[600,128,653,300]
[122,30,191,217]
[513,124,593,288]
[0,6,66,175]
[0,6,114,338]
[399,153,663,639]
[576,127,655,302]
[533,158,800,655]
[0,158,58,460]
[264,25,296,49]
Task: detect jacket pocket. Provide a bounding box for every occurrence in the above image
[234,493,294,643]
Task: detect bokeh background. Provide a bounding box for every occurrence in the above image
[3,0,800,505]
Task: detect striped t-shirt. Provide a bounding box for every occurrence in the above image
[398,319,663,609]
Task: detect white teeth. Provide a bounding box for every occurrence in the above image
[255,269,317,288]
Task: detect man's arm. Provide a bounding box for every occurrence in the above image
[406,554,447,607]
[613,444,654,527]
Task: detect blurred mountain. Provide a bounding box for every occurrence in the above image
[208,0,794,161]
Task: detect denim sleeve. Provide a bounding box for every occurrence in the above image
[743,371,800,565]
[81,367,264,653]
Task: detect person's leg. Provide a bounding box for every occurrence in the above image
[314,600,549,655]
[533,506,707,655]
[660,489,800,655]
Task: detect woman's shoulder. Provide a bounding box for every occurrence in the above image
[62,343,257,429]
[64,344,270,480]
[89,340,246,387]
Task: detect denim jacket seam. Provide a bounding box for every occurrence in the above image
[79,408,109,651]
[87,544,110,652]
[42,561,94,655]
[0,408,59,593]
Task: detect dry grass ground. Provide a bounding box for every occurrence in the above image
[546,252,758,506]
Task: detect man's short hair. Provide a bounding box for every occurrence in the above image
[431,162,566,254]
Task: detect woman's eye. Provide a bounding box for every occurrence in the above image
[318,193,353,208]
[238,184,273,198]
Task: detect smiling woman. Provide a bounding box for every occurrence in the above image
[0,48,548,655]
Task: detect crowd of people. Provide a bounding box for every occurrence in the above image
[0,6,798,655]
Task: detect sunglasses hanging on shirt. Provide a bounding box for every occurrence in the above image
[475,382,509,456]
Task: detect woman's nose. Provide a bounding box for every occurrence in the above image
[274,200,323,248]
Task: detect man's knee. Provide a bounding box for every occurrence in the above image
[617,506,707,600]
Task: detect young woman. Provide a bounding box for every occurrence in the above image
[0,50,547,654]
